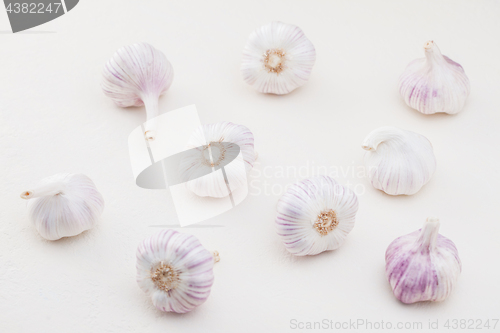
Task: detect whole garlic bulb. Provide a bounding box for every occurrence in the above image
[20,173,104,241]
[362,126,436,195]
[386,217,461,303]
[275,176,358,256]
[136,229,217,313]
[102,42,174,140]
[241,21,316,95]
[399,40,470,115]
[181,121,255,198]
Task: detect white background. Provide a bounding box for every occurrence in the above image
[1,1,499,332]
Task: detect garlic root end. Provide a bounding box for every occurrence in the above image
[212,251,220,263]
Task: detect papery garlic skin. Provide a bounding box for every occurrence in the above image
[21,174,104,241]
[241,21,316,95]
[386,218,461,304]
[362,126,436,195]
[136,229,215,313]
[102,42,174,140]
[181,121,255,198]
[276,176,358,256]
[399,41,470,115]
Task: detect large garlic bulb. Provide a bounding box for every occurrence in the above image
[241,21,316,95]
[362,126,436,195]
[102,42,174,140]
[20,173,105,241]
[399,41,470,115]
[386,217,461,304]
[275,176,359,256]
[181,121,255,198]
[136,229,217,313]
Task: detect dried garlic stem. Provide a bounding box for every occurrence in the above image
[21,182,66,199]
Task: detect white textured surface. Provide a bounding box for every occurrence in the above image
[1,1,499,332]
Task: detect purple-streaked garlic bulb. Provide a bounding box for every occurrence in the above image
[399,40,470,115]
[20,173,104,241]
[386,217,461,304]
[180,121,256,198]
[102,42,174,140]
[136,229,218,313]
[275,176,358,256]
[241,21,316,95]
[362,126,436,195]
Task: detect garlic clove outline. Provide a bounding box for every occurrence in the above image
[241,21,316,95]
[136,229,218,313]
[21,173,104,241]
[398,40,470,115]
[385,217,461,304]
[362,126,436,195]
[102,42,174,140]
[275,176,359,256]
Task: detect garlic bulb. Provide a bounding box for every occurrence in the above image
[362,126,436,195]
[386,217,461,303]
[102,42,174,140]
[241,21,316,95]
[399,40,470,115]
[136,229,217,313]
[181,121,255,198]
[20,173,104,241]
[275,176,358,256]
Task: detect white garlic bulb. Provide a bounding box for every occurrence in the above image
[241,21,316,95]
[362,126,436,195]
[136,229,217,313]
[275,176,358,256]
[102,42,174,140]
[386,217,461,303]
[181,121,255,198]
[399,40,470,115]
[20,173,104,241]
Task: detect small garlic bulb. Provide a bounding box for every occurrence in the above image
[181,121,255,198]
[275,176,359,256]
[102,42,174,140]
[399,40,470,115]
[20,173,104,241]
[362,126,436,195]
[241,21,316,95]
[136,229,216,313]
[386,217,461,304]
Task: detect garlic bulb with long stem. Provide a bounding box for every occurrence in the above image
[275,176,359,256]
[241,21,316,95]
[20,174,104,241]
[399,41,470,115]
[362,126,436,195]
[102,42,174,140]
[386,217,461,304]
[180,121,256,198]
[136,229,217,313]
